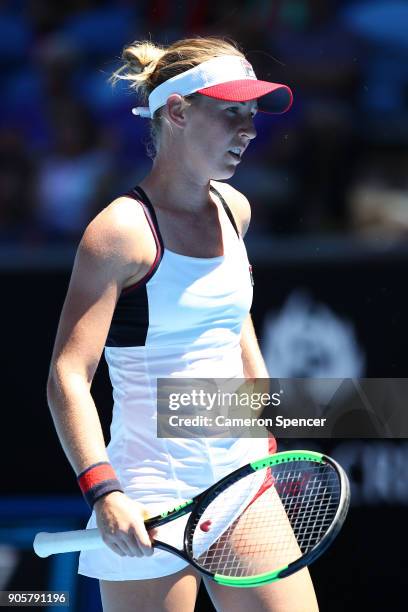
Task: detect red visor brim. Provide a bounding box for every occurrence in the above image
[197,80,293,114]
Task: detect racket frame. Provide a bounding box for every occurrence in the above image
[143,450,350,587]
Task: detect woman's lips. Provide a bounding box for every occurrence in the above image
[227,150,241,161]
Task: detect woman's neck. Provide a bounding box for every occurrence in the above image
[139,154,214,213]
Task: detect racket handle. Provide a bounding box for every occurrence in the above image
[33,528,102,558]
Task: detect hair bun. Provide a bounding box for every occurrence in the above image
[123,42,165,75]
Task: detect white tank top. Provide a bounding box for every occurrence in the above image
[104,185,271,505]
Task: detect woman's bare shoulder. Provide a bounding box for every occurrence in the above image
[81,195,151,260]
[72,195,156,295]
[210,180,251,236]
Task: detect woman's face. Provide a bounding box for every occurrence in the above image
[179,95,258,181]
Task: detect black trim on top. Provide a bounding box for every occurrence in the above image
[134,183,240,242]
[105,186,164,347]
[131,185,165,252]
[209,184,240,239]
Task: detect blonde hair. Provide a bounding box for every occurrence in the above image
[110,36,244,157]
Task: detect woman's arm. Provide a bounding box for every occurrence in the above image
[47,199,156,557]
[240,314,269,379]
[47,203,136,472]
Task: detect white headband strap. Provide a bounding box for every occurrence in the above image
[132,55,257,119]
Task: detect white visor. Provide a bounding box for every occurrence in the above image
[131,55,293,118]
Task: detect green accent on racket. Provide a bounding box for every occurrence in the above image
[214,565,288,587]
[250,450,324,471]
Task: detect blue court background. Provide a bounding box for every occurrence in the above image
[1,1,408,610]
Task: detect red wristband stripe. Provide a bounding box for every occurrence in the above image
[78,463,118,494]
[77,462,123,508]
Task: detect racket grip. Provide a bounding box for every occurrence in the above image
[33,528,102,558]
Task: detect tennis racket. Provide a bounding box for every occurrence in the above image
[33,450,350,588]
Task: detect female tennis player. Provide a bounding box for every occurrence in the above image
[47,36,318,611]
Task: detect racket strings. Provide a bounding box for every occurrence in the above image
[191,461,341,577]
[284,470,339,550]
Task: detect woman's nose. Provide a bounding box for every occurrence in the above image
[239,118,257,140]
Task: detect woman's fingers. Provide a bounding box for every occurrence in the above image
[108,540,126,557]
[95,493,156,557]
[148,526,159,541]
[117,531,145,557]
[128,525,154,557]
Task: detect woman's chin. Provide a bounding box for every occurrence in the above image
[212,166,237,180]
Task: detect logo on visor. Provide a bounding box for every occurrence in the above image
[240,59,256,79]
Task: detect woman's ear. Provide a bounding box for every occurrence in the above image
[165,94,189,128]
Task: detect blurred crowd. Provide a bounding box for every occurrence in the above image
[1,0,408,246]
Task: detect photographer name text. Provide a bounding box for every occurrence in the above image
[167,415,327,429]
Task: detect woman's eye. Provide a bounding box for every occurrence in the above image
[227,107,257,118]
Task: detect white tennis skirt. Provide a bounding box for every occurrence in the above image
[78,436,274,581]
